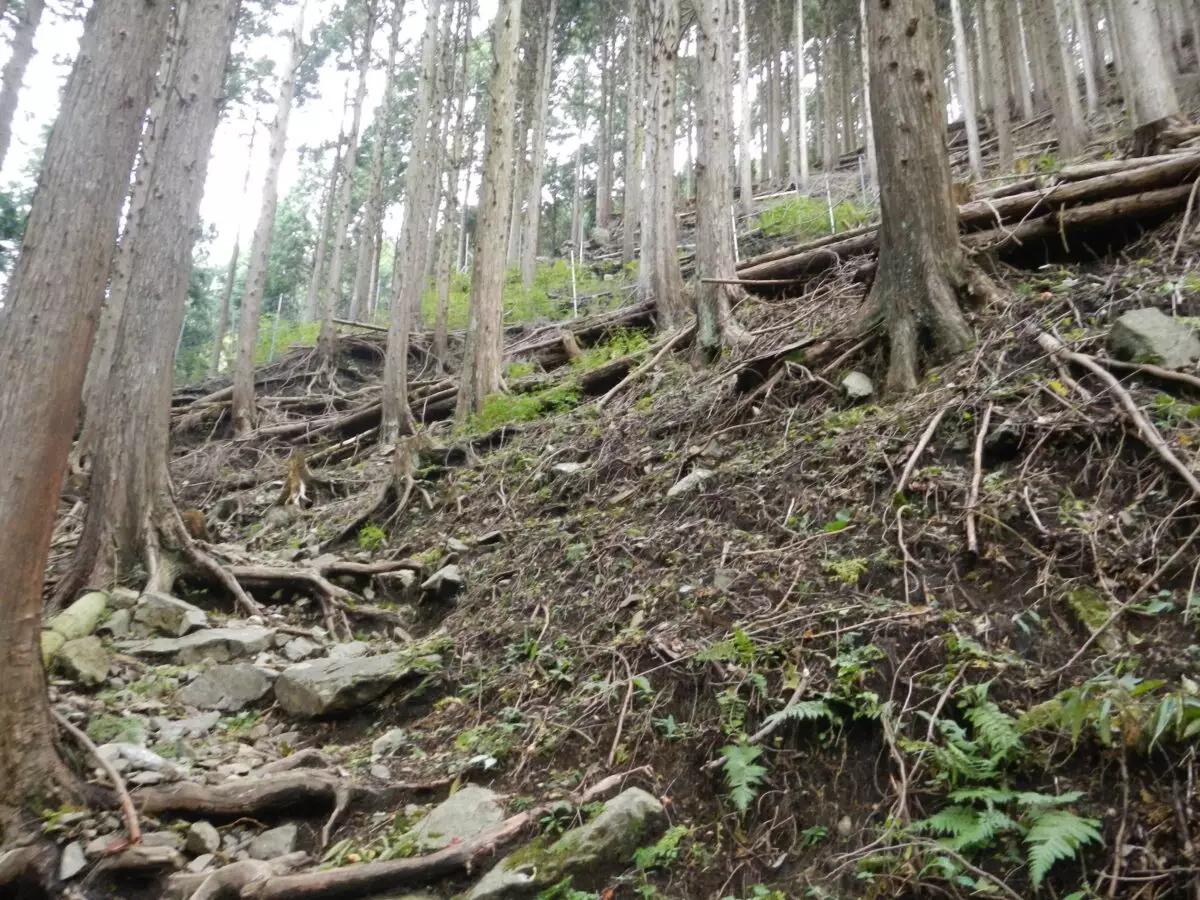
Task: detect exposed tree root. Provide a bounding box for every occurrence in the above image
[167,852,311,900]
[52,709,141,850]
[0,844,52,898]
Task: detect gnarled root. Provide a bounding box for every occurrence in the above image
[167,852,311,900]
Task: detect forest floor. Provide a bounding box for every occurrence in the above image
[27,151,1200,899]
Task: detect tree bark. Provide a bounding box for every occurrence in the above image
[0,0,44,172]
[789,0,808,191]
[766,0,784,188]
[1111,0,1182,154]
[694,0,744,352]
[1071,0,1100,116]
[231,10,304,439]
[858,0,877,188]
[640,0,688,329]
[210,125,258,378]
[864,0,995,393]
[596,28,614,228]
[736,0,754,214]
[0,0,169,821]
[520,0,557,287]
[456,0,524,421]
[317,1,378,370]
[1002,0,1034,121]
[382,0,443,442]
[820,33,837,168]
[982,0,1013,172]
[950,0,983,179]
[621,0,643,264]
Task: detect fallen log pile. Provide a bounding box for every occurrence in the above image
[734,152,1200,285]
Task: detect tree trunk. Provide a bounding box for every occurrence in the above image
[521,0,558,288]
[820,35,837,168]
[640,0,688,329]
[864,0,996,393]
[350,2,401,325]
[317,1,378,370]
[1112,0,1181,154]
[1026,0,1085,158]
[736,0,754,214]
[789,0,808,191]
[64,0,238,599]
[982,0,1013,172]
[0,0,45,172]
[766,0,784,188]
[231,10,304,439]
[858,0,877,188]
[210,125,258,378]
[456,0,524,421]
[303,147,339,322]
[1071,0,1100,116]
[0,0,169,821]
[622,0,643,264]
[596,30,614,228]
[382,0,443,442]
[838,26,855,153]
[950,0,983,179]
[1001,0,1034,120]
[695,0,745,352]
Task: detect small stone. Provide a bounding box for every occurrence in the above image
[59,842,87,880]
[85,835,118,857]
[55,636,110,686]
[133,592,209,637]
[371,728,407,761]
[247,824,298,860]
[186,853,216,873]
[837,815,853,837]
[713,570,736,592]
[176,664,272,712]
[186,821,221,856]
[551,462,585,476]
[1110,307,1200,369]
[841,371,874,399]
[283,637,320,662]
[370,764,390,780]
[141,831,185,852]
[447,538,470,553]
[108,587,140,609]
[326,641,370,660]
[128,771,165,786]
[100,608,133,638]
[420,564,464,599]
[666,468,714,498]
[410,785,505,852]
[154,711,221,742]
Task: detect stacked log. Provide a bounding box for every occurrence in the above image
[734,153,1200,285]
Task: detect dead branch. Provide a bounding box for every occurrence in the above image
[596,325,696,410]
[965,403,994,555]
[53,708,142,848]
[166,852,311,900]
[897,408,948,496]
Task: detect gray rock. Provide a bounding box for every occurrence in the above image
[85,834,119,858]
[283,637,320,662]
[666,468,714,499]
[177,664,272,712]
[100,608,133,638]
[274,651,442,718]
[371,728,407,761]
[98,743,185,779]
[421,564,464,598]
[141,831,185,852]
[185,853,216,874]
[327,641,370,660]
[59,841,87,880]
[551,462,585,477]
[133,592,209,637]
[124,626,275,664]
[185,821,221,856]
[841,371,874,399]
[128,771,165,786]
[247,824,298,860]
[108,587,140,609]
[447,537,470,553]
[469,788,665,899]
[370,764,390,780]
[410,785,505,852]
[1110,308,1200,369]
[55,636,110,686]
[154,711,221,742]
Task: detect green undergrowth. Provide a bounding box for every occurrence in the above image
[253,316,320,364]
[751,195,875,240]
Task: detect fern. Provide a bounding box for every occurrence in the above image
[720,744,768,812]
[760,699,835,731]
[1024,809,1103,886]
[964,699,1022,760]
[915,805,1018,851]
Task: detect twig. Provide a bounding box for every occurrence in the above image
[1173,176,1200,265]
[896,408,948,496]
[1094,355,1200,392]
[52,709,142,848]
[597,325,696,410]
[607,652,635,768]
[965,403,994,554]
[1038,333,1200,498]
[909,839,1025,900]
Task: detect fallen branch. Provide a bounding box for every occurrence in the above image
[703,669,813,772]
[596,325,696,410]
[1037,332,1200,498]
[897,408,948,496]
[53,709,142,848]
[166,852,311,900]
[965,403,994,555]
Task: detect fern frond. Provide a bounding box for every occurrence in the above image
[720,744,767,813]
[1013,789,1084,809]
[915,805,1018,851]
[948,787,1016,807]
[761,700,835,731]
[1024,809,1103,886]
[965,700,1023,759]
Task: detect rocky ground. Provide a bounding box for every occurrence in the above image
[21,160,1200,899]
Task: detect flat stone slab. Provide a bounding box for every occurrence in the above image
[123,627,275,665]
[410,785,505,852]
[133,592,208,637]
[1110,307,1200,369]
[176,664,272,712]
[274,650,442,718]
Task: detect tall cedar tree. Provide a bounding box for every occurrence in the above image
[55,0,245,609]
[863,0,1000,392]
[0,0,170,821]
[1112,0,1182,155]
[456,0,524,421]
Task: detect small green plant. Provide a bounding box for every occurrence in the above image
[823,556,869,585]
[357,524,386,551]
[751,196,874,239]
[633,824,690,871]
[469,383,581,432]
[720,744,768,812]
[571,328,652,372]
